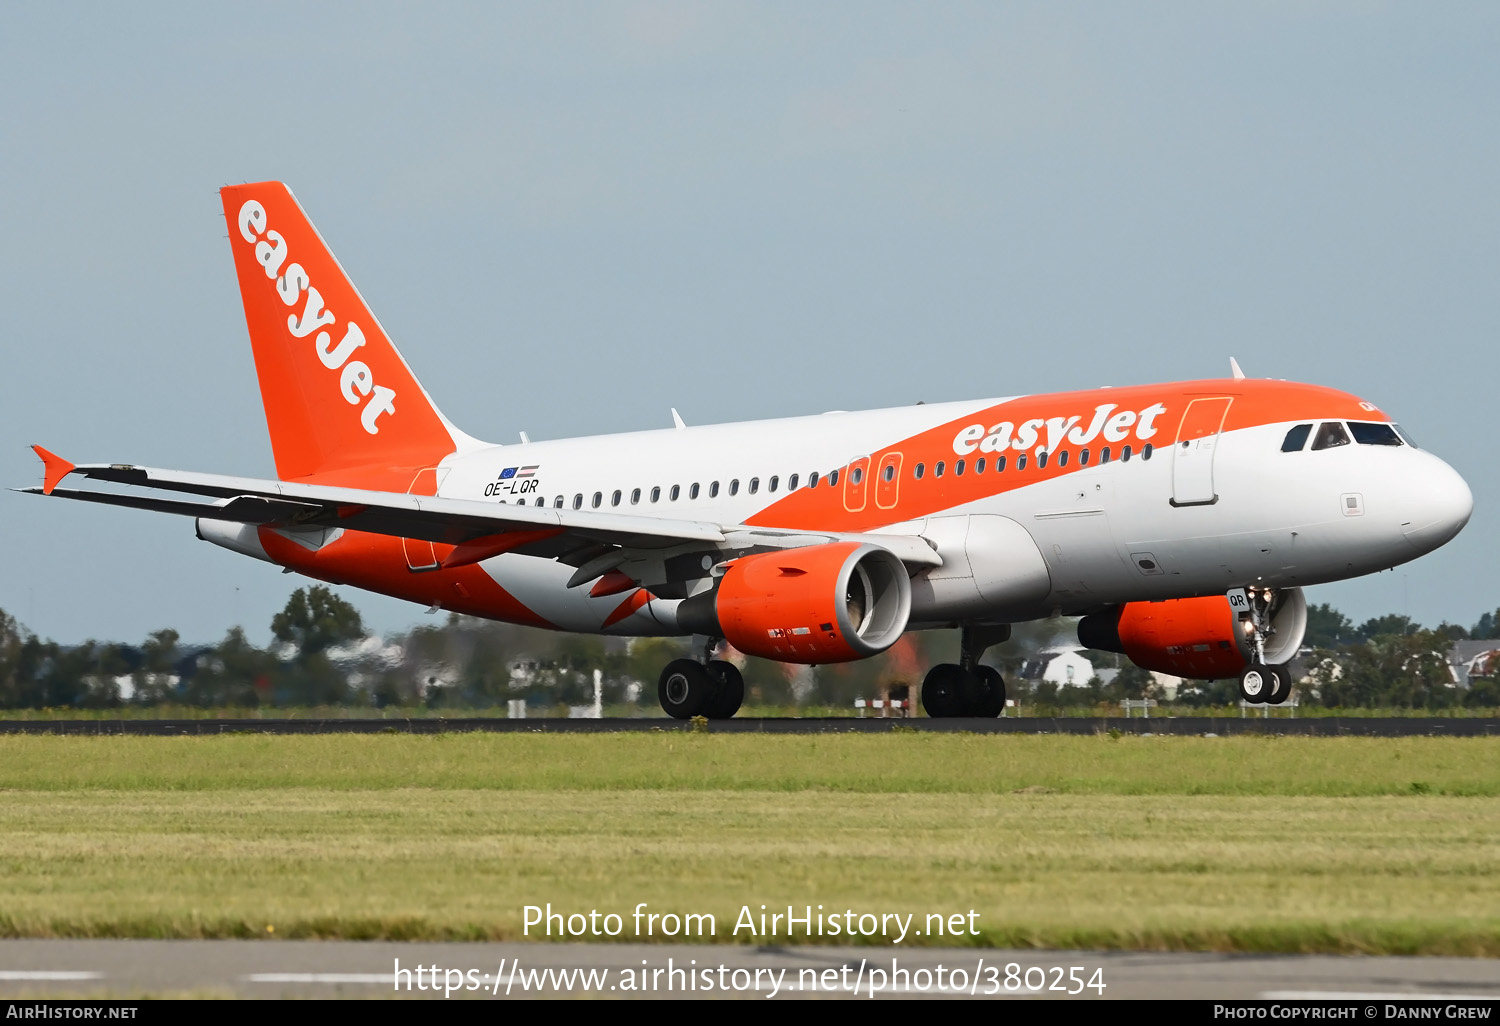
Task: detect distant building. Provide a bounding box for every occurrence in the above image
[1148,671,1182,701]
[1448,640,1500,688]
[1020,647,1095,688]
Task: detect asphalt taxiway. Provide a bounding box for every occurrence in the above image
[0,716,1495,736]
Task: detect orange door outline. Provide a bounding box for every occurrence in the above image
[844,455,870,513]
[875,452,903,510]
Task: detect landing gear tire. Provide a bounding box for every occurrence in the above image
[921,663,976,718]
[973,665,1006,718]
[659,659,715,719]
[703,660,745,719]
[1239,663,1275,704]
[1265,664,1293,705]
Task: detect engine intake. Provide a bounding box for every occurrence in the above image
[1078,588,1307,679]
[677,542,911,663]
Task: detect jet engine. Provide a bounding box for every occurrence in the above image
[676,542,911,663]
[1077,588,1307,679]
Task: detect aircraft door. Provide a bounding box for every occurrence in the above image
[1171,397,1233,507]
[404,467,441,571]
[844,456,870,513]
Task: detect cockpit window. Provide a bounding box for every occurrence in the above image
[1393,424,1418,448]
[1310,422,1351,451]
[1281,424,1312,452]
[1348,422,1403,447]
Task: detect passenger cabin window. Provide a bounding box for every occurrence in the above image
[850,467,862,484]
[883,464,895,481]
[749,478,759,494]
[592,492,602,508]
[768,476,779,493]
[1016,453,1027,471]
[1311,422,1352,451]
[650,486,661,503]
[709,481,720,498]
[1349,422,1403,446]
[955,459,965,476]
[1142,444,1153,460]
[809,472,819,488]
[1036,451,1048,469]
[935,461,945,477]
[611,490,621,506]
[536,497,545,507]
[1121,445,1132,462]
[689,483,700,499]
[1079,449,1090,466]
[1100,447,1111,463]
[914,463,925,480]
[670,485,681,501]
[788,474,799,490]
[976,457,987,474]
[631,488,641,505]
[1057,450,1069,468]
[829,469,839,487]
[573,494,583,510]
[994,455,1006,472]
[729,479,739,496]
[554,496,564,508]
[1282,424,1312,452]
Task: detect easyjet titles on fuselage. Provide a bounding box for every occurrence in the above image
[951,401,1169,457]
[235,200,397,435]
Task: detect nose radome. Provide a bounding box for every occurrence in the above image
[1401,457,1473,554]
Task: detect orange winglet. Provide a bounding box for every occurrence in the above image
[439,528,564,570]
[31,445,75,495]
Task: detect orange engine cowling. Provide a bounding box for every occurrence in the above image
[677,542,911,663]
[1077,589,1307,679]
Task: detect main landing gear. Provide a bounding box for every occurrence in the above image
[921,623,1010,718]
[658,638,744,719]
[1236,587,1294,705]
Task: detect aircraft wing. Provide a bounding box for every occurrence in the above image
[20,447,940,585]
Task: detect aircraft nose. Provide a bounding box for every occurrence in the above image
[1400,456,1473,554]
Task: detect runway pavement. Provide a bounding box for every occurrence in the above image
[0,716,1496,736]
[0,940,1498,1000]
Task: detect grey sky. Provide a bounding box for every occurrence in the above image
[2,2,1496,646]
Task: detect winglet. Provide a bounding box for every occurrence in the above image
[31,445,75,495]
[1229,356,1246,380]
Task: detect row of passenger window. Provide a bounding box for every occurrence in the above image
[497,441,1156,510]
[1281,421,1410,453]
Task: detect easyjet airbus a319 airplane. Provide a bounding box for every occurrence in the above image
[24,182,1474,717]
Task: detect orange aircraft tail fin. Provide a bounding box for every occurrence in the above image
[220,182,470,487]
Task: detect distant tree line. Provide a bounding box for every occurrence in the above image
[0,590,1495,712]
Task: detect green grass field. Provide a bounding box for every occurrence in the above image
[0,734,1496,954]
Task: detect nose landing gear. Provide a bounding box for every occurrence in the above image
[1236,587,1294,705]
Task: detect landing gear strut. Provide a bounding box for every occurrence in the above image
[1236,587,1293,705]
[658,637,744,720]
[921,623,1010,718]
